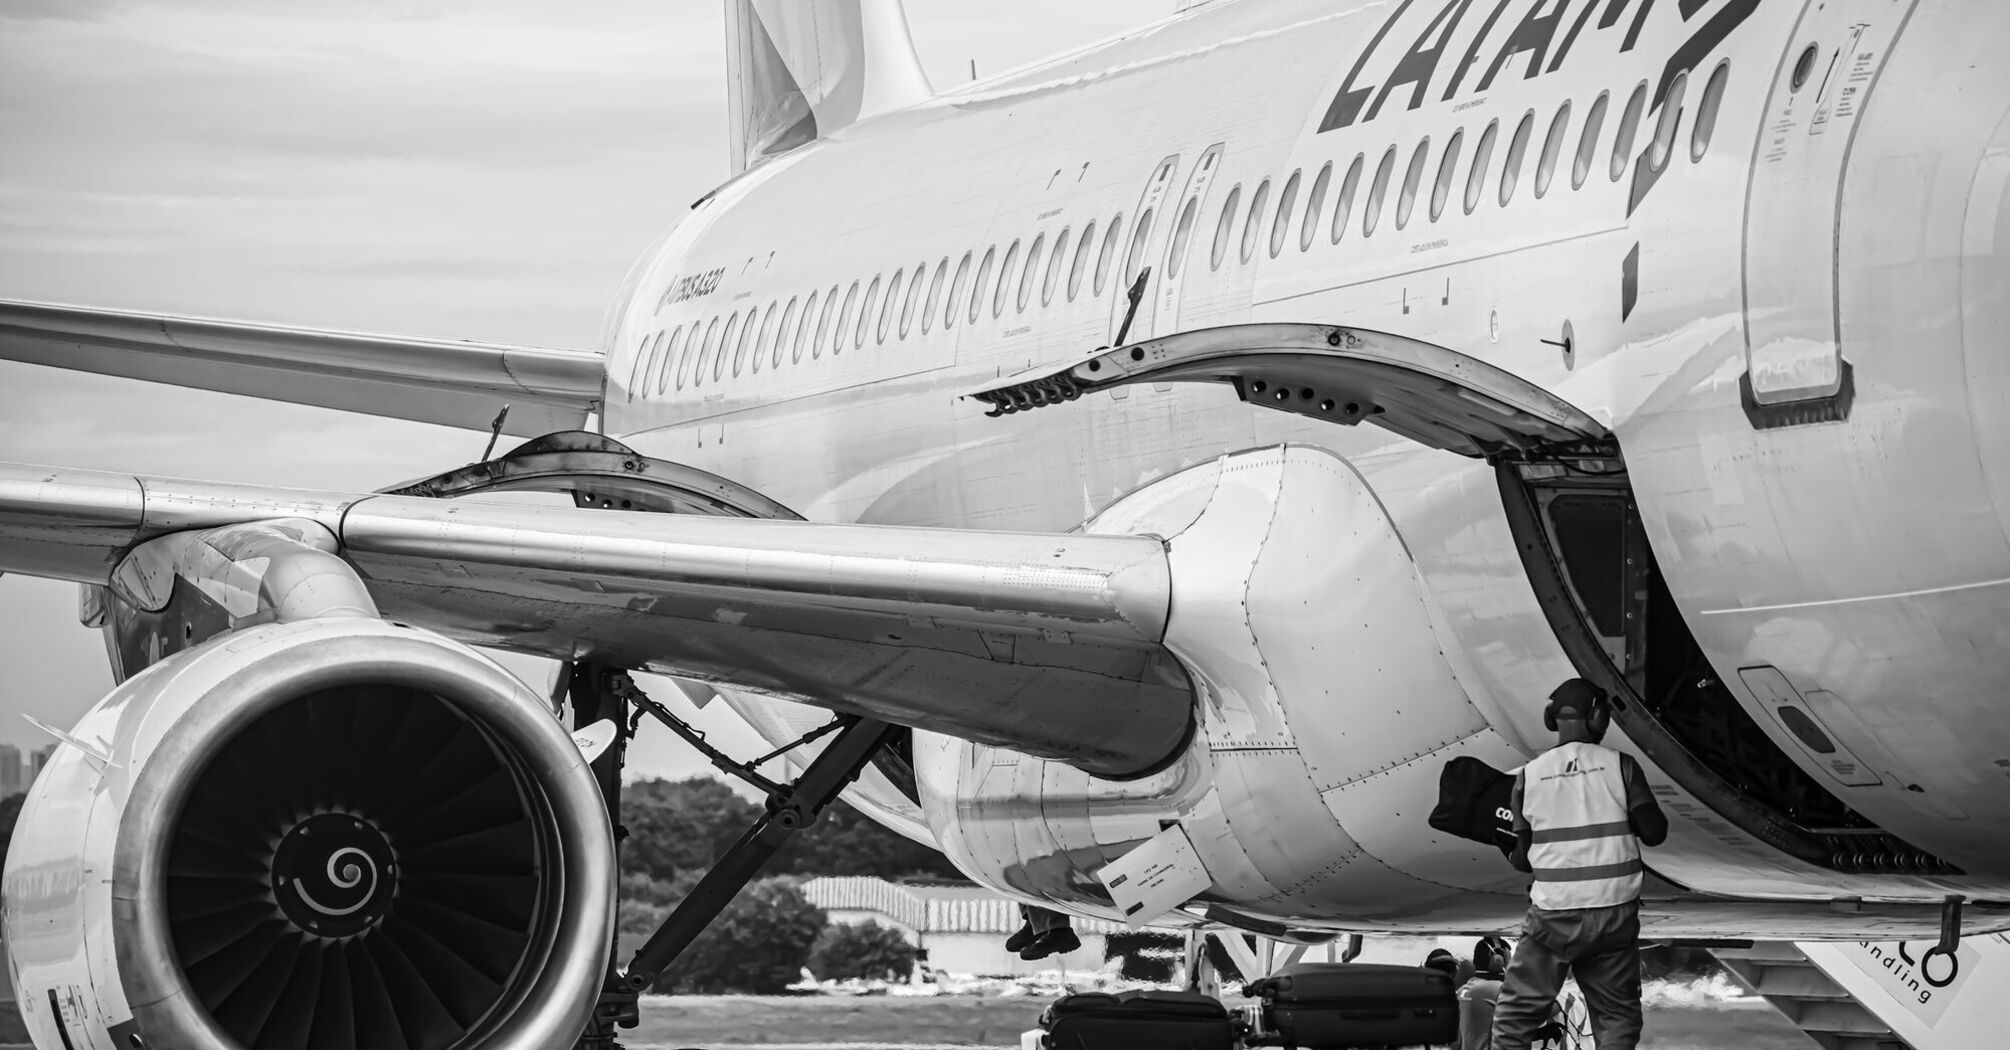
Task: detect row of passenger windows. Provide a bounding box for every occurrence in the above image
[624,209,1150,398]
[626,61,1729,401]
[1193,61,1731,271]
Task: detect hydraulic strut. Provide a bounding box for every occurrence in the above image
[620,714,899,992]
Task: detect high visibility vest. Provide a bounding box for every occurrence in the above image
[1520,741,1642,909]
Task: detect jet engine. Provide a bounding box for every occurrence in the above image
[2,616,615,1050]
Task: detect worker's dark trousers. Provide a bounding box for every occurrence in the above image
[1492,900,1643,1050]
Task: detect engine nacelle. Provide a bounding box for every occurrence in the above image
[917,443,1531,926]
[2,617,614,1050]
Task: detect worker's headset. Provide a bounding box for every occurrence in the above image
[1474,936,1512,975]
[1542,686,1613,737]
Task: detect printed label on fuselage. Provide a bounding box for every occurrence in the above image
[659,267,725,309]
[1844,940,1979,1026]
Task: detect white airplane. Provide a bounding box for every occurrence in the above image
[3,0,2008,1047]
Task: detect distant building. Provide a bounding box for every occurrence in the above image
[0,744,19,797]
[803,877,1129,977]
[27,745,55,788]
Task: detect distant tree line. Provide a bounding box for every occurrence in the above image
[616,777,940,992]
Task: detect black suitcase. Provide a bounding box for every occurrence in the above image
[1040,989,1237,1050]
[1245,962,1459,1049]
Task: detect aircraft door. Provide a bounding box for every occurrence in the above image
[1740,0,1913,426]
[1151,144,1225,337]
[1108,155,1181,346]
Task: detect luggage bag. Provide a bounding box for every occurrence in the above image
[1040,989,1236,1050]
[1244,962,1459,1049]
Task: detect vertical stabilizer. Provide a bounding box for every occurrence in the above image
[725,0,933,173]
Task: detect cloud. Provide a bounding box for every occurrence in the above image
[0,0,1173,761]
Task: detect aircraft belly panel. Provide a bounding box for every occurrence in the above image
[1317,729,1530,897]
[1210,747,1356,913]
[1241,450,1491,792]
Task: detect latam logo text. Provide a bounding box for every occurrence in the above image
[1319,0,1758,134]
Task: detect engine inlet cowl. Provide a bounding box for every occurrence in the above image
[4,617,615,1050]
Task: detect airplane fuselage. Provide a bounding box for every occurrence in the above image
[595,0,2010,933]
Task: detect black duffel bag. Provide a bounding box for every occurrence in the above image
[1244,962,1459,1049]
[1428,755,1518,858]
[1040,988,1236,1050]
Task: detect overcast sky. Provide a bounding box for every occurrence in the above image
[0,0,1169,781]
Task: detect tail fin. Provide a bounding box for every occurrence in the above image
[724,0,933,173]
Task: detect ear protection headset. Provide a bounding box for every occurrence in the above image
[1543,680,1612,737]
[1473,936,1511,975]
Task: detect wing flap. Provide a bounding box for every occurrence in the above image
[0,462,1191,778]
[0,299,605,435]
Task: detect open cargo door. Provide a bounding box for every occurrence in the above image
[974,323,1954,879]
[971,323,1608,460]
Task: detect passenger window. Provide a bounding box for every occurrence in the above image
[993,241,1019,318]
[1301,162,1332,251]
[1095,215,1124,295]
[948,252,972,327]
[1465,120,1498,214]
[1331,155,1363,243]
[1536,102,1571,198]
[1430,131,1463,222]
[1168,198,1198,277]
[970,247,995,323]
[1069,221,1096,300]
[776,299,797,367]
[795,291,818,362]
[1500,111,1535,207]
[692,316,717,386]
[1648,71,1688,172]
[1212,185,1241,269]
[852,275,876,349]
[1019,235,1044,312]
[683,319,708,388]
[1362,148,1395,237]
[1268,170,1300,258]
[842,280,866,351]
[1395,138,1429,230]
[1240,180,1270,263]
[637,331,663,400]
[739,308,757,375]
[1692,61,1730,161]
[655,323,679,394]
[752,302,775,373]
[667,321,691,392]
[627,332,653,400]
[1123,209,1153,283]
[900,263,924,337]
[878,271,901,344]
[1574,92,1609,190]
[721,311,743,379]
[923,258,947,333]
[813,286,837,358]
[1611,81,1648,181]
[1043,228,1070,304]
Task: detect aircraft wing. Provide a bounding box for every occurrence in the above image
[0,299,605,436]
[0,462,1191,779]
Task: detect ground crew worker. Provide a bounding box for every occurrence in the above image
[1491,679,1667,1050]
[1457,937,1509,1050]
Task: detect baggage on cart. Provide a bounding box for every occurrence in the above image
[1244,961,1459,1049]
[1039,988,1237,1050]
